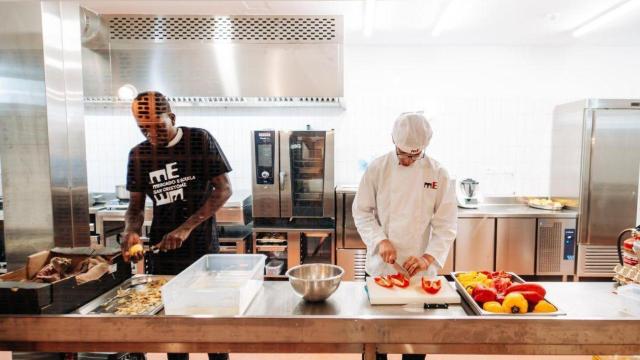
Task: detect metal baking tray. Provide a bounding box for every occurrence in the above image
[73,275,171,315]
[451,271,565,316]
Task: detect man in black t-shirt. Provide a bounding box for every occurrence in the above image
[122,91,231,360]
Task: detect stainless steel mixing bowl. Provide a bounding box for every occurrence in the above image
[285,264,344,302]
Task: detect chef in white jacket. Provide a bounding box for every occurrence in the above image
[353,112,457,278]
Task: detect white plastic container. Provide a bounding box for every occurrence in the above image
[265,260,284,276]
[162,254,266,316]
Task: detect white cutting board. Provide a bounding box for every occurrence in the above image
[365,276,461,305]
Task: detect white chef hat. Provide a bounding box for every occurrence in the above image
[392,111,433,154]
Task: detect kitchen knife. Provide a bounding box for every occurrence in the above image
[392,262,411,278]
[146,245,161,254]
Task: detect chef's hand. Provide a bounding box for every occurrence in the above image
[122,232,143,263]
[403,254,435,277]
[158,226,192,250]
[378,239,397,264]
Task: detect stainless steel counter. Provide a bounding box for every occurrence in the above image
[95,191,252,244]
[0,281,638,357]
[458,204,577,219]
[336,186,577,219]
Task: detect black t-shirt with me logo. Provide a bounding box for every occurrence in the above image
[126,127,232,274]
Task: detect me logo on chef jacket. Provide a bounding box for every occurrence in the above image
[148,162,196,205]
[424,181,438,189]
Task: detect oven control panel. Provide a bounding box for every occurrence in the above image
[255,131,275,185]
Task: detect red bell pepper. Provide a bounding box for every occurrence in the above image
[374,276,393,288]
[472,284,497,303]
[389,273,410,288]
[504,283,546,298]
[421,278,442,294]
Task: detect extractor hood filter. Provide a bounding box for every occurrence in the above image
[81,14,344,108]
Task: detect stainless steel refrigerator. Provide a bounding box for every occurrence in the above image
[551,99,640,278]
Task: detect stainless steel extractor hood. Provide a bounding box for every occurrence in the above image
[81,11,344,107]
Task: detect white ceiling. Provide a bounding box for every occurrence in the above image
[80,0,640,45]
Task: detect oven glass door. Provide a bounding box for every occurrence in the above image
[288,131,326,217]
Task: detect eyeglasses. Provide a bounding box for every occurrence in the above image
[396,149,424,160]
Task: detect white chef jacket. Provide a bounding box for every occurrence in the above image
[352,151,458,276]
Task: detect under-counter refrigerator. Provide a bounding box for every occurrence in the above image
[551,99,640,277]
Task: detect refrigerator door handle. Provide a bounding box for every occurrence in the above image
[279,171,286,191]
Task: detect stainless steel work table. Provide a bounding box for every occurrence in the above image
[0,281,637,357]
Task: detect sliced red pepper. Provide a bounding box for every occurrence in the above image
[493,277,512,295]
[374,276,393,288]
[389,273,410,288]
[490,270,512,280]
[421,278,442,294]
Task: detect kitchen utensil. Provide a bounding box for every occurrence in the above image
[424,303,448,309]
[456,178,480,209]
[392,262,411,278]
[115,185,129,200]
[286,263,344,302]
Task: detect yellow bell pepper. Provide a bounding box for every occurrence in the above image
[501,292,528,314]
[482,301,503,313]
[457,272,488,288]
[533,300,557,313]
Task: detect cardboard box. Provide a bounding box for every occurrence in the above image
[0,247,131,314]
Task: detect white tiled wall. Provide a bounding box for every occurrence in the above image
[84,45,640,196]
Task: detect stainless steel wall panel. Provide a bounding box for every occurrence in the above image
[42,1,90,247]
[80,7,112,100]
[0,1,54,271]
[549,101,586,201]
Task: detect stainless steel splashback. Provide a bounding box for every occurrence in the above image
[81,13,344,107]
[1,1,90,270]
